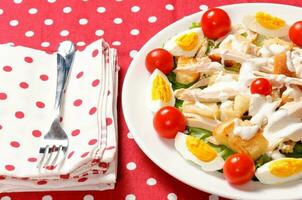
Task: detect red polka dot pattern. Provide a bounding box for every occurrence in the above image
[5,165,15,171]
[89,107,97,115]
[92,79,100,87]
[3,66,12,72]
[0,93,7,100]
[76,71,84,79]
[10,141,20,148]
[37,180,47,185]
[73,99,82,107]
[71,129,80,137]
[27,157,37,162]
[15,111,24,119]
[24,57,33,63]
[88,139,97,145]
[35,101,45,108]
[19,82,29,89]
[32,130,42,137]
[39,74,49,81]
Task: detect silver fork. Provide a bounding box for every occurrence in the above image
[37,41,75,170]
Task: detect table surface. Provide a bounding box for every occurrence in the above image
[0,0,301,200]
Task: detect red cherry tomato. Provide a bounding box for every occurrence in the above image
[223,153,255,185]
[289,21,302,46]
[250,78,272,96]
[201,8,231,39]
[145,48,174,74]
[153,106,186,139]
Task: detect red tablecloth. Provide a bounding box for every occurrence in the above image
[0,0,301,199]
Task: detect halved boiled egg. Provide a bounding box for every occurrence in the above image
[175,132,224,171]
[243,12,289,37]
[164,28,203,57]
[256,157,302,184]
[147,69,175,112]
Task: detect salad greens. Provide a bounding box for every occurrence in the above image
[175,99,183,108]
[285,143,302,158]
[255,154,272,169]
[189,22,201,29]
[167,72,194,90]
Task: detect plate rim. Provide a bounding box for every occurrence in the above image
[122,3,302,200]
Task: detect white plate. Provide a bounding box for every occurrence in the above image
[122,3,302,200]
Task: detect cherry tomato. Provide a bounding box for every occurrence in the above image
[201,8,231,39]
[153,106,186,139]
[250,78,272,96]
[145,48,174,74]
[289,21,302,46]
[223,153,255,185]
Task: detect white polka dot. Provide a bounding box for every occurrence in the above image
[95,29,104,36]
[113,18,123,24]
[127,132,133,139]
[28,8,38,14]
[79,18,88,25]
[0,9,3,15]
[131,6,140,12]
[63,6,72,13]
[148,16,157,23]
[130,29,140,36]
[41,42,50,47]
[146,178,157,186]
[47,0,56,3]
[112,41,121,46]
[25,31,34,37]
[125,194,136,200]
[1,197,11,200]
[42,195,53,200]
[208,194,219,200]
[9,20,19,27]
[97,7,106,13]
[44,19,53,25]
[167,193,177,200]
[129,50,138,58]
[77,41,86,46]
[199,5,209,11]
[126,162,136,170]
[83,194,94,200]
[116,0,123,2]
[165,4,174,11]
[60,30,69,36]
[13,0,22,3]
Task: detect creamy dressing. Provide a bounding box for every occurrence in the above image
[258,44,286,57]
[233,118,260,140]
[249,95,281,125]
[269,150,285,160]
[283,84,302,101]
[248,94,302,148]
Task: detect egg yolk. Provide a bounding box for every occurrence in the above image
[256,12,285,30]
[186,136,217,162]
[151,75,172,103]
[269,158,302,177]
[176,32,198,51]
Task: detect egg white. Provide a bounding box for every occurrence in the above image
[146,69,175,112]
[255,158,302,184]
[164,28,203,57]
[243,15,289,38]
[174,132,224,172]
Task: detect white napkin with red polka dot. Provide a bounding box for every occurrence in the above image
[0,39,118,192]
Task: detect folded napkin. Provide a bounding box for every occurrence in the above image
[0,39,118,192]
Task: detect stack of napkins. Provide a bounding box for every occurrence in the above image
[0,39,118,192]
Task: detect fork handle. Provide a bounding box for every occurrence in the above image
[54,44,75,117]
